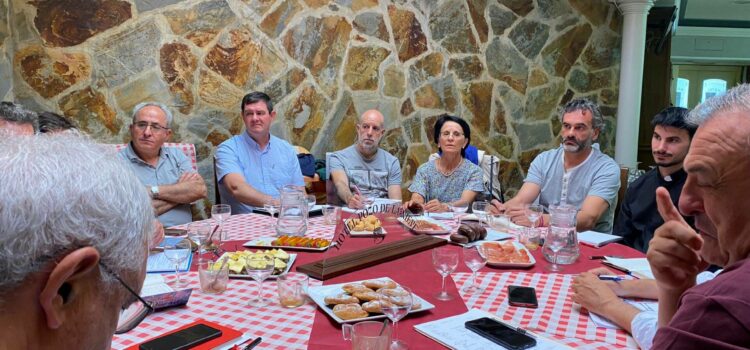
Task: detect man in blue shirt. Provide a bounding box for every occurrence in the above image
[216,92,305,214]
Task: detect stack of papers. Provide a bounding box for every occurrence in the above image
[603,257,655,279]
[414,309,570,350]
[578,231,623,247]
[140,274,174,297]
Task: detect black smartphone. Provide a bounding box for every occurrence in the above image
[508,285,538,308]
[465,317,536,350]
[139,323,222,350]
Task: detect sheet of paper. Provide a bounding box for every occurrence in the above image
[589,300,658,329]
[578,231,623,247]
[146,250,192,273]
[414,309,571,350]
[604,257,654,279]
[140,274,174,297]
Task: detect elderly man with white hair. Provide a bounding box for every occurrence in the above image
[119,102,207,227]
[0,101,37,135]
[0,134,154,348]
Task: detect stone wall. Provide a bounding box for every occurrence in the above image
[4,0,622,214]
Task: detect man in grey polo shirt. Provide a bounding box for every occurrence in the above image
[491,99,620,233]
[119,102,207,227]
[329,109,402,209]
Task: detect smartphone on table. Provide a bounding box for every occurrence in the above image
[139,323,222,350]
[507,285,538,308]
[465,317,536,350]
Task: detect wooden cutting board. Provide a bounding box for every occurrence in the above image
[296,235,447,280]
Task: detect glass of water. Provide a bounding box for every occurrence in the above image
[245,255,275,307]
[462,246,487,294]
[211,204,231,241]
[432,246,459,301]
[163,240,192,288]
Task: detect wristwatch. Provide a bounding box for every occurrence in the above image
[150,185,160,199]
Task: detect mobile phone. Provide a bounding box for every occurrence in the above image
[139,323,222,350]
[465,317,536,350]
[508,285,538,308]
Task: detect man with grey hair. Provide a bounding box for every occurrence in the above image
[329,109,402,209]
[0,101,38,135]
[119,102,206,227]
[0,134,154,348]
[490,98,620,233]
[647,83,750,348]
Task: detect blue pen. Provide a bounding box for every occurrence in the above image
[598,275,624,282]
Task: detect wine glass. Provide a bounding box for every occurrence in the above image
[188,221,213,258]
[163,240,192,288]
[245,255,275,307]
[211,204,231,242]
[545,228,567,272]
[263,202,279,229]
[305,194,317,213]
[432,246,459,301]
[449,204,468,233]
[462,246,487,294]
[524,204,544,250]
[471,201,489,225]
[379,286,414,350]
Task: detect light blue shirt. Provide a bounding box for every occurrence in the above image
[119,143,193,227]
[215,132,304,214]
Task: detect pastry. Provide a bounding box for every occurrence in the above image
[324,293,359,305]
[363,279,397,289]
[342,283,373,294]
[362,299,394,314]
[352,290,381,301]
[377,288,410,297]
[333,303,369,320]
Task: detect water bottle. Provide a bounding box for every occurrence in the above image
[542,203,579,264]
[275,185,308,237]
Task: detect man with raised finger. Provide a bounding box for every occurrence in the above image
[648,83,750,348]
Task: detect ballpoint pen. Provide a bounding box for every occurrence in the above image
[598,275,624,282]
[244,337,262,350]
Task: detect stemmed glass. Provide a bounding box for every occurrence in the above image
[432,246,459,301]
[305,194,317,213]
[378,286,414,350]
[545,228,567,272]
[245,255,275,307]
[471,201,489,225]
[263,201,280,229]
[462,246,487,294]
[211,204,231,242]
[524,204,544,250]
[163,240,192,288]
[188,221,213,258]
[449,204,469,233]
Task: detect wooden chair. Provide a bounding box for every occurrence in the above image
[614,166,629,223]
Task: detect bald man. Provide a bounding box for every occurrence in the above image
[329,110,402,209]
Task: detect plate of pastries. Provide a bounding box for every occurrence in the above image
[344,214,386,236]
[307,277,434,323]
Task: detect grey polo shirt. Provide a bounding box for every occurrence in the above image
[119,142,193,227]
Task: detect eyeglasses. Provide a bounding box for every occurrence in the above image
[440,131,464,138]
[99,262,153,334]
[133,121,169,133]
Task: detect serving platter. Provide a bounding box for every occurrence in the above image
[217,251,297,280]
[481,241,536,268]
[397,216,452,235]
[243,236,335,252]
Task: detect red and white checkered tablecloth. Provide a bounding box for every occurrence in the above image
[174,214,336,242]
[111,272,322,350]
[452,272,638,349]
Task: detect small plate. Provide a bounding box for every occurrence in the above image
[481,241,536,268]
[307,277,435,324]
[344,218,387,237]
[243,236,335,252]
[398,216,451,235]
[445,229,514,247]
[220,252,297,280]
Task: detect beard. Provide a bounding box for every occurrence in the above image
[358,139,379,156]
[562,136,592,153]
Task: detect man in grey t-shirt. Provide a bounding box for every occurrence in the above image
[491,99,620,233]
[329,109,402,209]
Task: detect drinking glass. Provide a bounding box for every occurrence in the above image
[524,204,544,250]
[245,255,275,307]
[163,240,192,288]
[432,246,459,301]
[462,246,487,294]
[322,206,340,225]
[545,228,567,272]
[263,202,280,229]
[277,272,309,308]
[211,204,231,242]
[306,194,317,213]
[198,259,229,294]
[471,201,489,225]
[449,204,468,233]
[188,221,213,256]
[378,286,413,350]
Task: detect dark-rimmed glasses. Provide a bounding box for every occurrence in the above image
[133,121,169,133]
[99,262,154,334]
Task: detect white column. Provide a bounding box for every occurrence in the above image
[612,0,654,169]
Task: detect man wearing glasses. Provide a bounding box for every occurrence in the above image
[329,109,402,209]
[490,99,620,233]
[120,102,207,226]
[0,134,155,347]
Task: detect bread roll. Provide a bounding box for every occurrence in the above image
[342,283,373,294]
[324,293,359,305]
[363,279,397,289]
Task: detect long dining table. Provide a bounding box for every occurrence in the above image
[111,210,644,350]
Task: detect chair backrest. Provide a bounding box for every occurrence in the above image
[325,152,344,205]
[614,166,629,223]
[111,143,198,172]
